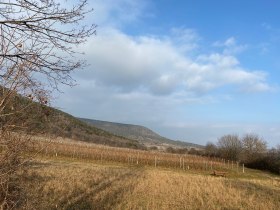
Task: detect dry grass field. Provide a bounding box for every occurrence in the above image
[3,136,278,209]
[20,157,280,210]
[28,137,234,172]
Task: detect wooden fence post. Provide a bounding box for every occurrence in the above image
[180,157,182,168]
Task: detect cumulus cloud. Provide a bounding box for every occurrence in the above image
[76,1,272,96]
[77,28,272,96]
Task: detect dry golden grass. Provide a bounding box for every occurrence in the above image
[20,158,280,210]
[6,136,278,209]
[120,169,280,210]
[29,137,233,173]
[22,161,143,210]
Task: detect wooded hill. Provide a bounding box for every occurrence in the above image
[1,87,201,150]
[0,89,144,149]
[80,118,203,149]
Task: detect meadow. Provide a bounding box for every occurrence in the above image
[18,137,280,210]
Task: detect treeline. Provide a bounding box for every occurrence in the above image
[204,134,280,174]
[156,146,203,155]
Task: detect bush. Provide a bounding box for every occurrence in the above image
[165,147,189,154]
[204,142,218,157]
[263,148,280,174]
[0,133,29,209]
[188,148,203,155]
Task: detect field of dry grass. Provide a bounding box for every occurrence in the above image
[20,157,280,210]
[4,136,278,209]
[28,137,236,173]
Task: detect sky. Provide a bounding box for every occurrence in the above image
[54,0,280,147]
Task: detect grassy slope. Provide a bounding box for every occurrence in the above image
[39,109,145,149]
[1,92,145,149]
[23,158,280,210]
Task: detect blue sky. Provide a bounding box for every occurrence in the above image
[55,0,280,147]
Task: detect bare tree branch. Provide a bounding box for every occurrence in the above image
[0,1,95,208]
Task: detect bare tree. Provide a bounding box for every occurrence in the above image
[241,133,267,163]
[217,134,242,161]
[204,142,218,157]
[0,0,95,208]
[0,0,96,99]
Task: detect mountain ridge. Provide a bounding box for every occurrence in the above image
[79,118,203,149]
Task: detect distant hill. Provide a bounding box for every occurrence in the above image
[1,86,202,150]
[79,118,203,149]
[34,110,145,149]
[0,88,145,150]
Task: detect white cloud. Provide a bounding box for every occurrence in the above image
[77,1,272,96]
[89,0,150,28]
[170,27,201,52]
[77,29,272,96]
[213,37,248,55]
